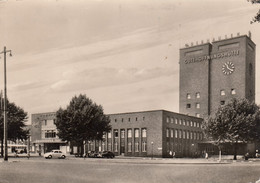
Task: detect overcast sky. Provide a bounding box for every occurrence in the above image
[0,0,260,122]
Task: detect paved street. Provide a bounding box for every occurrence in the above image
[1,157,260,183]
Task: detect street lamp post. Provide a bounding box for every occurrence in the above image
[0,46,12,161]
[151,142,154,159]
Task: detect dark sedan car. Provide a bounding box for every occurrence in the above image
[101,151,115,158]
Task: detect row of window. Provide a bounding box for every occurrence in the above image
[166,128,203,141]
[186,89,236,100]
[166,117,201,128]
[106,128,147,139]
[220,89,236,96]
[186,92,200,99]
[114,117,145,123]
[42,130,57,138]
[186,103,200,109]
[89,141,147,153]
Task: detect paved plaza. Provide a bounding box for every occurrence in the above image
[1,156,260,183]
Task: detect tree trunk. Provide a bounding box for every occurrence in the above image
[233,143,238,160]
[1,138,3,157]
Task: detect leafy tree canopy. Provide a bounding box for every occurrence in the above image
[0,98,29,157]
[55,94,111,145]
[248,0,260,23]
[203,98,260,144]
[0,99,29,141]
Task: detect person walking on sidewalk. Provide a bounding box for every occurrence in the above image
[205,152,208,159]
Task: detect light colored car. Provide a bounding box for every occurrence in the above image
[44,150,66,159]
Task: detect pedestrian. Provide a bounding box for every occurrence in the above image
[169,151,172,157]
[172,151,175,158]
[245,152,249,160]
[38,150,41,156]
[256,150,259,158]
[205,152,208,159]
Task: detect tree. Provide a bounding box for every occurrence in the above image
[203,98,260,160]
[55,94,111,156]
[0,97,29,157]
[248,0,260,23]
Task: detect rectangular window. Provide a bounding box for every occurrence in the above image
[220,101,225,105]
[135,142,139,152]
[166,117,170,123]
[179,130,182,139]
[171,118,174,123]
[135,129,139,138]
[196,92,200,99]
[197,123,200,128]
[102,142,105,151]
[186,104,191,108]
[122,118,124,122]
[114,142,118,152]
[231,89,236,95]
[45,130,56,138]
[183,131,186,139]
[187,131,189,139]
[121,129,125,138]
[114,130,118,138]
[108,131,112,138]
[108,143,112,151]
[179,119,182,125]
[183,120,186,126]
[196,103,200,109]
[166,129,169,138]
[115,119,117,122]
[190,121,193,127]
[142,129,147,138]
[175,118,178,124]
[128,118,131,122]
[196,113,200,118]
[187,93,191,99]
[220,90,225,96]
[142,141,147,152]
[170,129,174,138]
[128,129,132,138]
[194,122,197,127]
[187,120,190,126]
[175,129,178,138]
[194,133,197,140]
[128,142,132,152]
[191,132,193,140]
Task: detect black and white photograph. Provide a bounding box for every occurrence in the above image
[0,0,260,183]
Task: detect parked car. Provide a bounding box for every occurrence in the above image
[101,151,115,158]
[87,151,96,158]
[87,151,103,158]
[44,150,66,159]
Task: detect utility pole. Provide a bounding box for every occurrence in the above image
[0,46,12,161]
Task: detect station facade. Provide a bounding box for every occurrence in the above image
[179,34,255,118]
[31,110,203,157]
[30,33,257,157]
[31,112,69,154]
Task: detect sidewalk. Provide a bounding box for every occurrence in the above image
[2,153,259,164]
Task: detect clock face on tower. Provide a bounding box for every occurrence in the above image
[222,61,235,75]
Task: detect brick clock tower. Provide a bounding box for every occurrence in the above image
[179,33,255,117]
